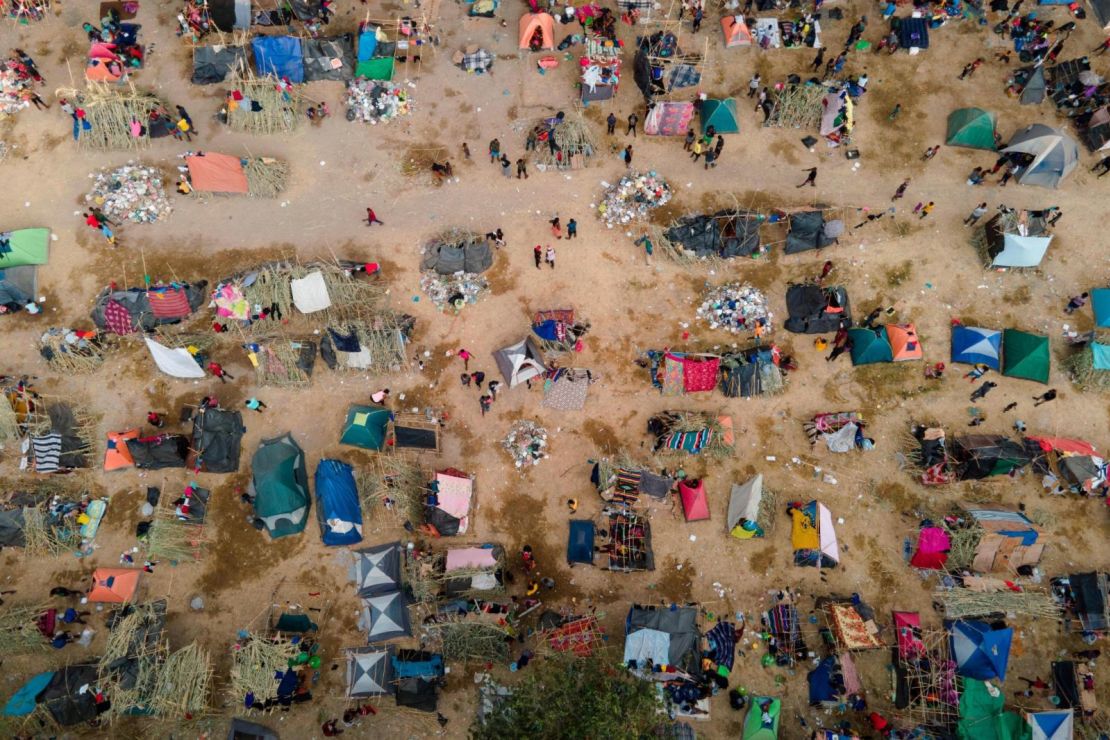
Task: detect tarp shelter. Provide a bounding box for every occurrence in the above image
[191,45,247,84]
[678,479,709,521]
[952,326,1002,369]
[391,415,440,452]
[0,228,49,269]
[893,611,924,659]
[910,526,951,569]
[1002,329,1050,383]
[207,0,251,31]
[1020,66,1047,105]
[743,697,781,739]
[351,542,402,597]
[728,474,766,538]
[701,98,739,135]
[664,210,762,259]
[89,567,140,603]
[1029,710,1074,740]
[250,433,310,539]
[421,237,492,275]
[426,469,473,536]
[1091,288,1110,328]
[791,501,839,567]
[0,265,37,311]
[887,324,923,361]
[1063,572,1109,632]
[346,647,393,697]
[127,434,190,469]
[339,405,390,450]
[848,327,894,365]
[946,108,998,150]
[144,337,205,380]
[393,650,444,712]
[104,429,138,471]
[982,213,1054,268]
[1081,106,1110,152]
[3,671,53,717]
[721,16,753,47]
[303,36,355,82]
[1002,124,1079,188]
[315,459,363,547]
[953,438,1032,480]
[784,284,850,334]
[957,679,1027,740]
[191,407,244,473]
[518,12,555,50]
[897,17,929,50]
[359,591,412,642]
[493,337,546,388]
[950,620,1012,680]
[227,719,279,740]
[626,604,700,674]
[808,656,840,704]
[567,519,595,565]
[1092,0,1110,30]
[38,664,100,726]
[186,153,249,194]
[251,36,305,83]
[644,101,695,136]
[784,211,837,254]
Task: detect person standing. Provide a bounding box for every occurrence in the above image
[462,142,471,159]
[516,158,528,179]
[208,361,233,382]
[690,138,704,162]
[176,105,195,135]
[964,202,988,226]
[545,244,556,269]
[919,201,935,219]
[636,234,654,264]
[703,147,717,169]
[713,135,724,161]
[472,371,486,389]
[487,380,501,400]
[747,73,761,97]
[888,103,902,120]
[371,388,390,404]
[500,154,511,177]
[623,144,633,168]
[488,138,500,162]
[460,373,471,387]
[147,411,163,428]
[533,244,543,269]
[1064,293,1088,314]
[566,218,577,239]
[365,208,383,226]
[606,112,617,135]
[626,111,639,136]
[683,128,695,151]
[798,167,817,188]
[479,394,492,416]
[811,47,826,73]
[245,398,267,413]
[922,145,939,160]
[458,348,472,370]
[691,4,702,32]
[550,216,562,239]
[754,86,767,112]
[1047,209,1063,227]
[892,178,909,201]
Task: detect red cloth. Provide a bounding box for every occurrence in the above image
[103,299,136,335]
[679,356,720,392]
[147,287,191,319]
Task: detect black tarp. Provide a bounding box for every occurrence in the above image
[303,35,355,81]
[784,284,851,334]
[663,210,761,259]
[228,718,280,740]
[192,407,245,473]
[425,506,460,537]
[192,45,247,84]
[127,435,190,469]
[0,509,26,547]
[38,663,100,726]
[784,211,835,254]
[951,435,1031,480]
[1052,661,1079,708]
[1071,572,1109,631]
[395,677,438,712]
[48,403,89,469]
[421,239,493,275]
[394,425,438,450]
[627,604,700,674]
[896,17,929,50]
[1082,122,1110,152]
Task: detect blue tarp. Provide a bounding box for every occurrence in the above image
[314,459,363,547]
[567,519,595,565]
[1092,343,1110,371]
[392,654,444,679]
[1092,288,1110,328]
[950,620,1012,681]
[533,319,560,341]
[951,326,1002,369]
[252,36,305,83]
[3,672,53,716]
[357,29,377,61]
[807,656,839,703]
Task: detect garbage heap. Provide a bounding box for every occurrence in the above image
[502,420,548,469]
[85,164,173,224]
[344,80,413,124]
[696,283,773,334]
[597,171,671,226]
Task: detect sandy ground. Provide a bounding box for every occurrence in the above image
[1,0,1109,738]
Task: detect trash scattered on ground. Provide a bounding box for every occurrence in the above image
[597,171,671,225]
[344,79,413,124]
[696,283,773,334]
[503,420,548,468]
[85,164,172,224]
[419,272,489,311]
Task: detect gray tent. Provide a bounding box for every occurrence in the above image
[192,45,247,85]
[0,264,36,311]
[228,718,279,740]
[1002,124,1079,188]
[192,407,245,473]
[663,210,761,259]
[421,238,493,275]
[0,508,25,547]
[346,646,394,697]
[358,591,412,643]
[303,36,355,81]
[1020,66,1046,105]
[626,605,700,674]
[350,542,402,597]
[727,474,767,538]
[493,337,547,388]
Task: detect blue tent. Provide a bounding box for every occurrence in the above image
[567,519,595,565]
[1029,709,1073,739]
[3,671,53,716]
[807,656,839,704]
[252,36,305,83]
[314,459,363,546]
[950,620,1012,681]
[1092,288,1110,329]
[951,325,1002,369]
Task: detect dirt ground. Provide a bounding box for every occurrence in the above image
[0,0,1109,738]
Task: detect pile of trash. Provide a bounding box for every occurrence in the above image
[597,171,671,226]
[419,272,489,311]
[0,66,32,116]
[344,80,413,124]
[502,420,548,469]
[85,164,172,224]
[696,283,773,334]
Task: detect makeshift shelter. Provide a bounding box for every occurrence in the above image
[700,98,739,135]
[678,479,709,522]
[744,697,781,739]
[1028,710,1073,740]
[359,591,412,642]
[952,438,1032,481]
[529,114,599,170]
[89,568,140,603]
[1080,106,1110,152]
[784,211,838,254]
[339,405,390,450]
[719,346,785,398]
[791,501,839,567]
[315,459,363,547]
[1002,124,1079,188]
[721,16,753,47]
[127,434,190,469]
[649,412,735,456]
[979,210,1054,269]
[421,232,493,275]
[580,36,621,102]
[567,519,595,566]
[185,152,249,194]
[897,17,929,50]
[1052,573,1109,634]
[493,337,547,388]
[223,71,306,134]
[303,35,355,82]
[1093,0,1110,30]
[644,101,695,136]
[391,414,441,453]
[426,469,473,536]
[93,282,206,335]
[392,650,444,712]
[764,82,826,129]
[910,527,951,570]
[946,108,998,150]
[1018,65,1047,105]
[1023,436,1105,495]
[625,604,700,676]
[848,327,894,365]
[0,228,49,270]
[728,474,774,539]
[967,506,1043,572]
[1093,288,1110,328]
[104,429,138,471]
[191,44,247,85]
[1002,329,1050,383]
[191,406,244,474]
[249,433,310,539]
[950,621,1012,680]
[518,12,555,51]
[251,36,304,83]
[346,647,393,697]
[951,326,1002,369]
[37,663,101,726]
[784,284,850,334]
[351,542,402,597]
[764,602,807,666]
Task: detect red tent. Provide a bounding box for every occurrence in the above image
[909,526,950,569]
[892,611,924,659]
[678,479,710,521]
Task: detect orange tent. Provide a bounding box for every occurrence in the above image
[88,568,141,603]
[887,324,924,361]
[518,12,555,50]
[185,153,250,194]
[721,16,753,47]
[104,429,139,471]
[86,43,123,82]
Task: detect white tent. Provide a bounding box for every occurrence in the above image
[727,474,765,538]
[358,591,412,642]
[144,337,207,378]
[346,647,393,697]
[349,542,402,597]
[493,337,547,388]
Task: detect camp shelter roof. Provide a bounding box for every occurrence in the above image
[392,414,440,452]
[315,459,363,547]
[207,0,251,32]
[1091,288,1110,328]
[186,153,249,194]
[340,405,390,450]
[347,646,394,697]
[1002,329,1050,383]
[784,284,851,334]
[1065,572,1108,632]
[886,324,923,361]
[39,663,100,726]
[898,17,929,48]
[104,429,138,471]
[952,325,1002,368]
[721,16,753,47]
[910,526,951,569]
[351,541,402,597]
[250,433,310,539]
[0,228,49,269]
[644,100,695,135]
[567,519,596,564]
[252,36,305,83]
[0,509,23,548]
[421,237,493,275]
[1002,124,1079,188]
[953,438,1032,479]
[784,211,835,254]
[678,479,709,521]
[303,35,355,82]
[1020,65,1047,104]
[983,213,1053,268]
[627,604,700,673]
[493,336,547,388]
[791,500,839,567]
[727,474,764,537]
[1094,0,1110,29]
[893,611,923,659]
[848,327,893,365]
[89,567,141,603]
[192,44,246,85]
[359,591,411,642]
[518,12,555,50]
[227,718,279,740]
[1029,710,1073,740]
[427,469,473,536]
[191,406,244,473]
[701,98,739,134]
[127,434,190,469]
[958,679,1026,740]
[951,620,1012,680]
[664,209,762,259]
[743,697,781,739]
[946,108,998,150]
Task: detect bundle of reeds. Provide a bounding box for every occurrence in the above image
[253,340,314,387]
[401,145,449,177]
[428,620,510,664]
[656,411,733,458]
[146,511,205,561]
[0,394,18,443]
[943,523,983,572]
[939,588,1061,620]
[38,328,110,373]
[403,550,443,605]
[58,83,171,151]
[244,157,289,198]
[327,315,412,375]
[356,455,428,525]
[0,603,51,655]
[100,601,167,669]
[148,642,213,718]
[225,73,304,135]
[22,505,83,556]
[228,633,298,704]
[531,115,598,170]
[1064,343,1110,393]
[234,261,387,327]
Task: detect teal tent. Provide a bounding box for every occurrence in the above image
[0,228,50,269]
[340,405,390,450]
[947,108,998,150]
[1002,329,1050,383]
[848,327,893,365]
[701,98,739,135]
[250,433,310,539]
[1091,288,1110,328]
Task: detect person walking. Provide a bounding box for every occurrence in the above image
[892,178,910,200]
[487,380,501,400]
[545,244,556,269]
[958,58,984,79]
[207,361,233,382]
[747,73,761,97]
[516,158,529,179]
[635,234,654,264]
[827,327,852,362]
[964,202,988,226]
[472,371,486,389]
[623,144,633,168]
[683,128,695,151]
[919,201,935,219]
[500,154,511,177]
[550,216,562,239]
[714,135,724,160]
[371,388,390,404]
[626,111,639,136]
[488,138,500,162]
[533,244,543,269]
[566,218,577,239]
[462,142,471,159]
[460,373,471,387]
[818,260,834,283]
[888,103,901,120]
[969,380,997,402]
[606,112,617,135]
[1033,389,1057,406]
[754,86,767,112]
[365,208,383,226]
[922,145,939,160]
[458,348,472,370]
[1064,293,1089,314]
[691,4,702,32]
[176,105,195,136]
[479,394,492,416]
[798,167,817,187]
[703,147,717,169]
[245,397,267,413]
[690,138,705,162]
[811,47,826,73]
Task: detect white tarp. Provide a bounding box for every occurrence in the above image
[824,422,858,453]
[818,502,840,565]
[623,628,671,669]
[145,337,206,378]
[290,270,332,313]
[992,233,1053,268]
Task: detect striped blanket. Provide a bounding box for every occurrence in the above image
[31,433,62,473]
[665,428,711,454]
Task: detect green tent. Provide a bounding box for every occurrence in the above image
[355,57,394,81]
[0,228,49,269]
[743,697,781,739]
[701,98,740,135]
[250,433,310,539]
[1002,329,1050,383]
[946,108,997,150]
[957,680,1031,740]
[848,327,893,365]
[340,405,391,450]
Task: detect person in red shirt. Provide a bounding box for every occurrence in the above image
[207,362,233,382]
[365,208,383,227]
